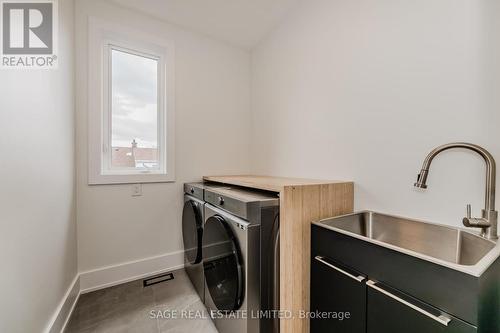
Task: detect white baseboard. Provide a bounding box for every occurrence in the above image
[43,251,184,332]
[45,275,80,333]
[79,250,185,293]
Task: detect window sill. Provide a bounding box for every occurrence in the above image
[88,173,175,185]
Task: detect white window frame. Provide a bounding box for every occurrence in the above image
[88,18,175,184]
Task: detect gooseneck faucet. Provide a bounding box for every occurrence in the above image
[414,143,498,240]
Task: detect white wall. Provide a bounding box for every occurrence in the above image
[482,0,500,179]
[75,0,251,274]
[251,0,499,226]
[0,0,77,332]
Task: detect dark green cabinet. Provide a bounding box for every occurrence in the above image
[367,280,476,333]
[310,256,478,333]
[310,256,367,333]
[311,225,496,333]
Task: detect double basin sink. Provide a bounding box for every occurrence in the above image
[315,211,499,274]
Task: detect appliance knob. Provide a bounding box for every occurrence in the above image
[190,188,195,194]
[218,196,225,205]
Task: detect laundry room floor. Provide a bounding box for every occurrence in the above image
[65,269,218,333]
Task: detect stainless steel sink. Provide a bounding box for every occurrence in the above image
[317,211,496,267]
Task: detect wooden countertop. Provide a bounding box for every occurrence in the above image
[203,175,351,192]
[203,174,354,333]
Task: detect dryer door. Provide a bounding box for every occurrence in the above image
[203,215,244,312]
[182,200,203,265]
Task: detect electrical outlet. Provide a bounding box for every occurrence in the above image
[132,184,142,197]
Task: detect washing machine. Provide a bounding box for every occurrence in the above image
[202,186,280,333]
[182,183,208,302]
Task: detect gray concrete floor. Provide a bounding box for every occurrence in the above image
[65,269,218,333]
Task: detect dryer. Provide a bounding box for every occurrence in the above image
[202,186,280,333]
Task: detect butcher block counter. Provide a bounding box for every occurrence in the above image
[203,175,354,333]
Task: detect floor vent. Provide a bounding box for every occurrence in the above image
[143,272,174,287]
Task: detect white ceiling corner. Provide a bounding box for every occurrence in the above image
[108,0,300,49]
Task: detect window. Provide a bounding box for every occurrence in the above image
[88,19,174,184]
[107,47,160,172]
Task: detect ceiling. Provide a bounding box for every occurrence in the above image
[109,0,300,49]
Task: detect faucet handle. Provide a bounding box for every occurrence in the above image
[466,204,472,219]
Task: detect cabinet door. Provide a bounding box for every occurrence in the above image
[310,255,367,333]
[367,280,477,333]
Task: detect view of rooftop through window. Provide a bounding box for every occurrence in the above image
[110,48,159,170]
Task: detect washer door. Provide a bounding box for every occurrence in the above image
[182,200,203,265]
[203,215,243,312]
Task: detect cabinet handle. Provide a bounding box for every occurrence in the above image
[366,280,451,326]
[314,256,365,282]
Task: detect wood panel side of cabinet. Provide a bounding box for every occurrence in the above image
[280,182,354,333]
